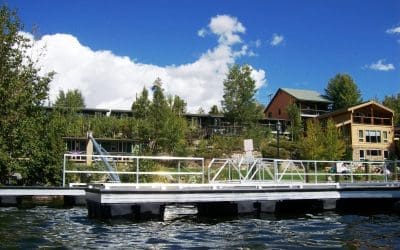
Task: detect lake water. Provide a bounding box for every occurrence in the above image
[0,206,399,249]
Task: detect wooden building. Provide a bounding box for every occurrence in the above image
[264,88,332,120]
[318,101,394,161]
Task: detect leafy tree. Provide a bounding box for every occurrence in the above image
[322,119,345,160]
[54,89,85,108]
[286,103,302,141]
[170,95,186,116]
[209,105,221,115]
[0,5,56,184]
[383,93,400,126]
[325,73,362,110]
[222,64,261,125]
[300,120,325,160]
[131,78,188,155]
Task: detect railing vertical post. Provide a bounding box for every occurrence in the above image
[178,161,181,184]
[136,157,139,184]
[274,159,278,183]
[202,158,205,184]
[62,154,66,187]
[350,162,354,183]
[314,161,317,184]
[384,161,388,182]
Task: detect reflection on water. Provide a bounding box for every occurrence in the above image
[0,206,399,249]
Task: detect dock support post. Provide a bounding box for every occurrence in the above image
[323,199,337,210]
[258,201,277,213]
[197,202,238,217]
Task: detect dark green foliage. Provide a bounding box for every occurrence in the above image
[383,93,400,126]
[209,105,221,115]
[54,89,85,108]
[222,64,262,125]
[131,79,189,155]
[325,73,362,110]
[0,5,58,185]
[132,87,151,119]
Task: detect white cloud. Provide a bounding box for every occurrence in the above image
[255,39,261,48]
[208,15,246,45]
[367,59,395,71]
[197,28,207,37]
[270,33,284,46]
[386,26,400,34]
[28,15,266,112]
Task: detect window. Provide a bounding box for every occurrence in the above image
[359,150,365,160]
[278,109,281,115]
[383,131,388,143]
[358,130,364,142]
[366,150,382,156]
[366,130,381,143]
[384,151,389,159]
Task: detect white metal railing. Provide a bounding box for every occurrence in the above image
[63,154,204,187]
[208,158,400,184]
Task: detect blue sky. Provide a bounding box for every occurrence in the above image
[4,0,400,110]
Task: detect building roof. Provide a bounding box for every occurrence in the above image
[281,88,332,103]
[318,100,394,119]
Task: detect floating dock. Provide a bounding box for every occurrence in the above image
[86,182,400,219]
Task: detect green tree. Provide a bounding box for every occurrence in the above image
[300,120,325,160]
[209,105,221,115]
[322,119,345,160]
[286,103,302,141]
[170,95,186,116]
[0,5,56,184]
[54,89,85,108]
[383,93,400,126]
[325,73,362,110]
[132,87,151,119]
[222,64,261,125]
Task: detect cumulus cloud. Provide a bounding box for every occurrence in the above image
[366,59,395,71]
[28,15,266,112]
[208,15,246,45]
[270,33,284,46]
[386,26,400,34]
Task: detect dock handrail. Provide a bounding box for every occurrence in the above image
[63,154,205,187]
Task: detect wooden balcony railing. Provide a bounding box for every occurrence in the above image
[353,116,392,126]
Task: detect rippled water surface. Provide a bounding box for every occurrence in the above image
[0,206,400,249]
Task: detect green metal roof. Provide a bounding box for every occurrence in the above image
[281,88,332,103]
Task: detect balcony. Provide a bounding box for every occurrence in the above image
[300,108,330,117]
[353,116,392,126]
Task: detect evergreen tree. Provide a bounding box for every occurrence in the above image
[170,95,186,116]
[383,93,400,126]
[209,105,221,115]
[325,73,362,110]
[54,89,85,108]
[222,64,261,125]
[132,87,151,119]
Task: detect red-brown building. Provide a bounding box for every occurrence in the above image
[264,88,332,120]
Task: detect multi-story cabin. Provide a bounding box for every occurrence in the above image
[264,88,332,120]
[318,101,394,161]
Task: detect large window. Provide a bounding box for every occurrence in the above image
[366,150,382,156]
[366,130,381,143]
